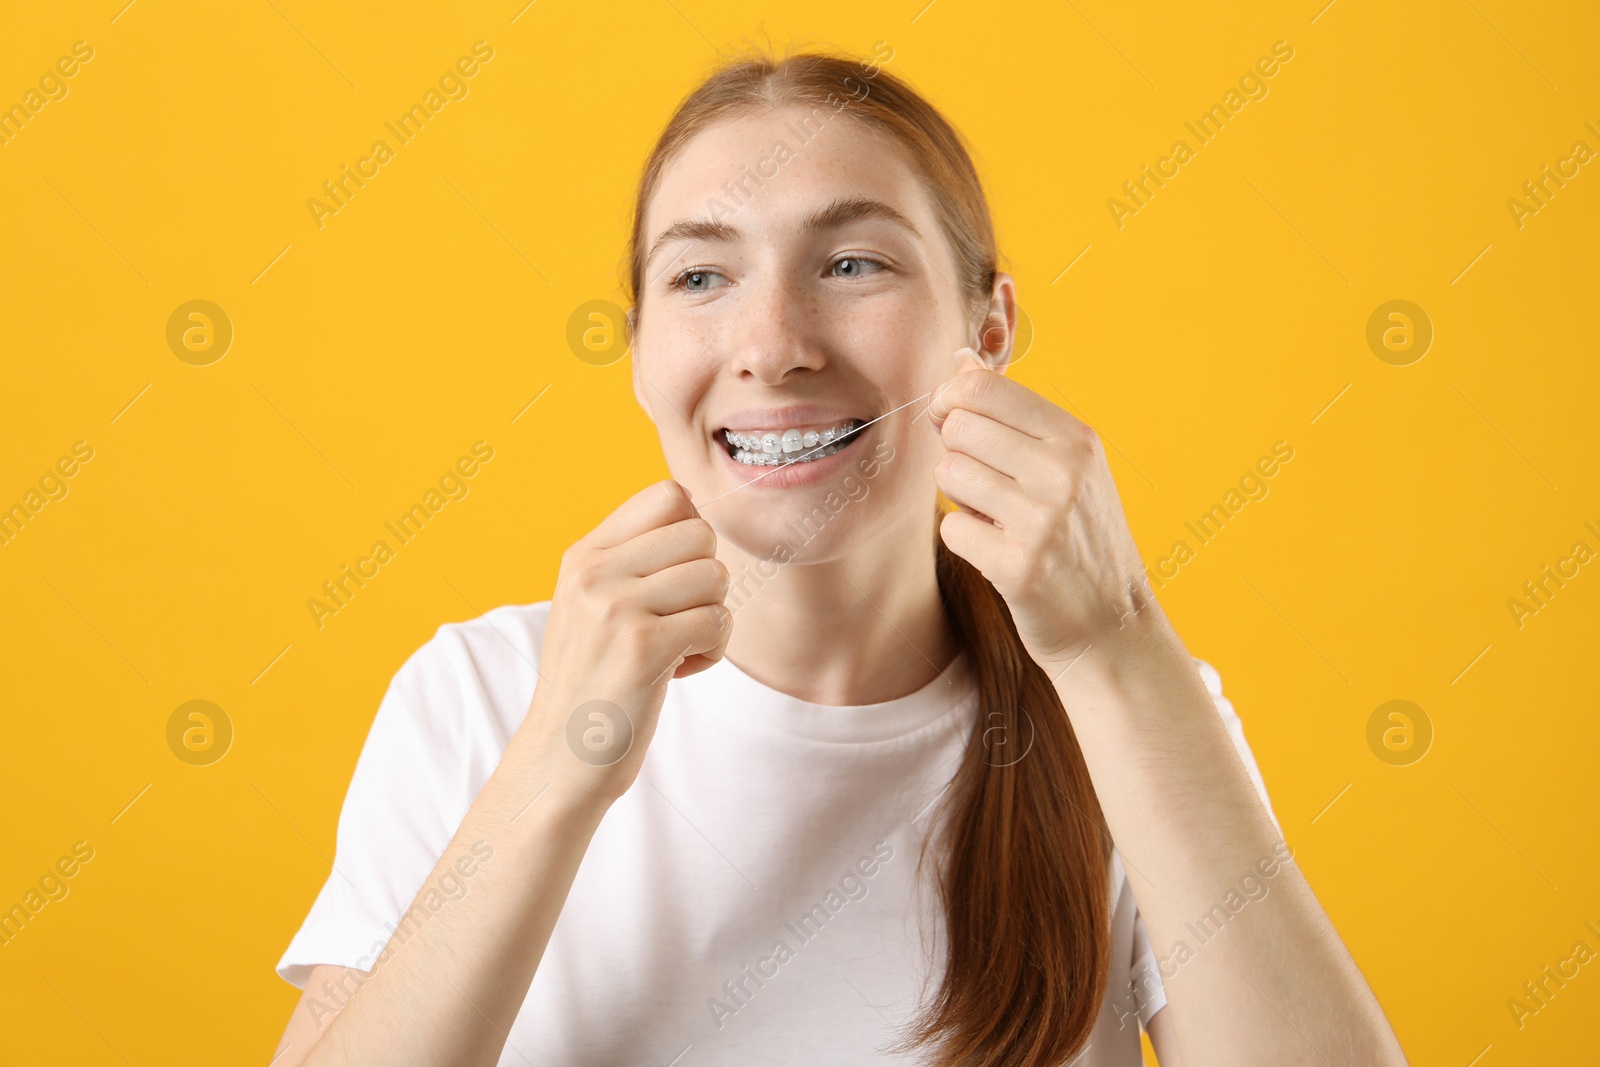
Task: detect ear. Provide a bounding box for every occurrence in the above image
[974,272,1018,376]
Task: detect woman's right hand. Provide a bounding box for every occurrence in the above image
[522,479,732,805]
[278,479,727,1066]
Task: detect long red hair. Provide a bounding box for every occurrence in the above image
[623,48,1112,1066]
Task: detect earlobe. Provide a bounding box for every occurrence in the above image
[973,315,1009,374]
[631,358,654,424]
[978,318,1006,364]
[624,305,657,420]
[977,273,1019,374]
[629,343,654,425]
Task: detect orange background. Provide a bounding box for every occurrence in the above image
[1,1,1595,1063]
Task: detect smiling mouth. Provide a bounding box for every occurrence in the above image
[719,419,867,466]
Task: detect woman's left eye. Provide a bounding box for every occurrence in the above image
[830,256,886,278]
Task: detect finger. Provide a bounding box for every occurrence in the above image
[637,556,730,617]
[935,450,1026,527]
[930,356,1066,440]
[927,355,992,430]
[675,610,734,677]
[658,603,733,661]
[623,516,718,577]
[673,651,723,679]
[590,480,700,550]
[938,508,1006,574]
[937,406,1044,482]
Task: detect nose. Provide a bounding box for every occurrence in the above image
[727,273,827,385]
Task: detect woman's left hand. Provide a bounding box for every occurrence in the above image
[928,348,1165,673]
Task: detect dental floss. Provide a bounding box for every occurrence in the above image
[697,390,935,507]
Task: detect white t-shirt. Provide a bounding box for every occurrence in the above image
[277,601,1277,1065]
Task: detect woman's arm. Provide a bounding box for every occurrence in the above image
[276,964,360,1062]
[1046,611,1406,1065]
[271,480,730,1066]
[928,350,1406,1063]
[273,774,607,1066]
[1146,1009,1185,1067]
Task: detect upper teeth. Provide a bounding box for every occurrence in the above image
[724,421,858,454]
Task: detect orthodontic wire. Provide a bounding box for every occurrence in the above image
[696,390,936,507]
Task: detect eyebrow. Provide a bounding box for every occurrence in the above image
[644,195,923,272]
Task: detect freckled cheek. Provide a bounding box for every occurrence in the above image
[844,305,924,380]
[639,337,718,449]
[664,315,731,369]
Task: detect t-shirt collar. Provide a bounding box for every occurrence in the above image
[681,647,977,744]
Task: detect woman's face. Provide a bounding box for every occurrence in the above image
[632,105,993,563]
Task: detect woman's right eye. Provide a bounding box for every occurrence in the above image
[672,268,728,292]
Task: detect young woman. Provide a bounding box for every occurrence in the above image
[273,50,1407,1067]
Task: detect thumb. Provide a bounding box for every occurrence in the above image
[930,347,993,428]
[953,345,990,370]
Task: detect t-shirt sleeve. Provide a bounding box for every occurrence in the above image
[1127,898,1168,1029]
[1129,656,1279,1028]
[275,628,478,990]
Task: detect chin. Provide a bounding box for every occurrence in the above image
[720,506,868,567]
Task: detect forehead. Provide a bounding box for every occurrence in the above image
[643,106,934,245]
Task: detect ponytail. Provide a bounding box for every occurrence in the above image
[884,512,1112,1065]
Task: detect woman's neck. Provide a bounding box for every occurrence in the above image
[714,505,959,707]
